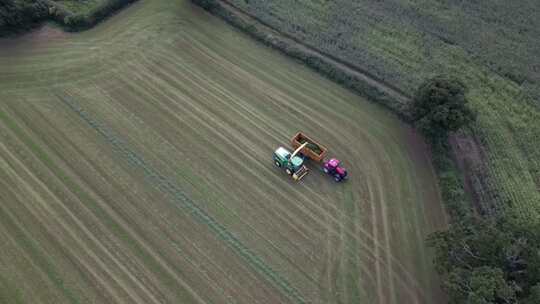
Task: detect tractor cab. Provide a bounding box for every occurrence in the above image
[325,158,341,170]
[274,147,304,170]
[323,158,348,182]
[273,146,309,180]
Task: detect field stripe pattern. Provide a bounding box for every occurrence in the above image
[0,1,447,303]
[57,93,307,304]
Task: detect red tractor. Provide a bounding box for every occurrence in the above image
[323,158,348,182]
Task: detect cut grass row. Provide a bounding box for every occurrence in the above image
[0,103,208,303]
[58,93,307,304]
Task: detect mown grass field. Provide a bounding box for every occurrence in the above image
[228,0,540,222]
[0,0,446,303]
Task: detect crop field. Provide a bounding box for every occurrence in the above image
[228,0,540,222]
[0,1,446,303]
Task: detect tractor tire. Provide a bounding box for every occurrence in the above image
[285,168,293,175]
[334,174,342,182]
[274,160,281,167]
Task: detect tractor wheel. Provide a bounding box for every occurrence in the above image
[274,160,281,167]
[285,168,293,175]
[334,174,342,182]
[323,167,329,174]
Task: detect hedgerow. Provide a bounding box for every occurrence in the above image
[47,0,138,31]
[0,0,138,36]
[193,0,409,119]
[228,0,540,102]
[0,0,49,36]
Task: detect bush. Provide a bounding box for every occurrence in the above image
[412,75,476,141]
[0,0,139,35]
[0,0,48,36]
[55,0,138,31]
[429,219,540,304]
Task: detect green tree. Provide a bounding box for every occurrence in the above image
[412,75,476,140]
[445,266,517,304]
[0,0,48,35]
[429,219,540,303]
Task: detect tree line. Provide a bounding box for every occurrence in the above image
[429,216,540,304]
[0,0,48,36]
[0,0,138,36]
[413,76,540,304]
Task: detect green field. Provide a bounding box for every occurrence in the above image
[0,0,446,303]
[227,0,540,222]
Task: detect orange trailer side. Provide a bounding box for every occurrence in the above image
[290,132,328,162]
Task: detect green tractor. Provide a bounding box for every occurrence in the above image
[273,143,309,181]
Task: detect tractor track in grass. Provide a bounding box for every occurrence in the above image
[0,144,143,304]
[1,106,219,303]
[32,102,266,303]
[112,65,426,302]
[109,58,429,302]
[94,81,324,292]
[0,105,211,304]
[0,1,446,303]
[8,98,288,304]
[57,93,308,304]
[63,63,426,300]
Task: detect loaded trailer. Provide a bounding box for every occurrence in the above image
[290,132,328,162]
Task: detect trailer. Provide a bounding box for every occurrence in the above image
[290,132,328,162]
[290,132,348,182]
